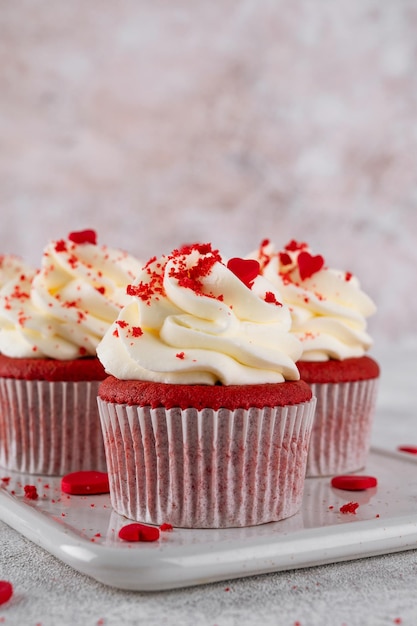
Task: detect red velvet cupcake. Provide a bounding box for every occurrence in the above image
[251,239,380,477]
[0,230,143,475]
[97,244,316,528]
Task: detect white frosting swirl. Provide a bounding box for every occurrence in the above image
[0,232,143,359]
[0,254,33,290]
[97,243,303,384]
[250,239,376,361]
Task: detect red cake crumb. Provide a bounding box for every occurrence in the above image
[98,378,312,410]
[297,355,380,384]
[118,523,160,542]
[340,502,359,514]
[0,581,13,606]
[24,485,39,500]
[0,354,107,382]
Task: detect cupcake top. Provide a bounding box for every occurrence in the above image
[0,230,143,359]
[97,242,303,385]
[0,254,33,290]
[250,239,376,362]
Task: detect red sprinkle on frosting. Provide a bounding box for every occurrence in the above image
[227,258,260,288]
[68,229,97,245]
[297,251,325,280]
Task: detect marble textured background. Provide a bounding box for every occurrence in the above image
[1,1,417,348]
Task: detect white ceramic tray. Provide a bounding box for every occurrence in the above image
[1,446,417,591]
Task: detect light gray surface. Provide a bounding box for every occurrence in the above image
[1,341,417,626]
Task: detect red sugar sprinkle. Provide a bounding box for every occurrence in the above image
[159,522,174,532]
[340,502,359,515]
[264,291,282,306]
[24,485,39,500]
[297,251,324,281]
[397,445,417,455]
[61,471,110,495]
[1,477,10,485]
[116,320,129,328]
[0,581,13,606]
[331,475,377,491]
[68,229,97,245]
[176,352,185,360]
[118,523,160,542]
[279,252,292,266]
[227,258,260,289]
[131,326,143,337]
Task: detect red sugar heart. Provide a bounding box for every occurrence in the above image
[227,258,260,288]
[118,523,160,542]
[331,475,377,491]
[61,471,110,495]
[297,251,324,280]
[398,445,417,455]
[0,581,13,606]
[68,229,97,245]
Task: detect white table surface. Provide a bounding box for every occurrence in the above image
[1,341,416,626]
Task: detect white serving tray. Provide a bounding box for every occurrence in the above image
[1,446,417,591]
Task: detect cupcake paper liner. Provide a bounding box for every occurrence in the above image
[305,378,379,478]
[0,378,107,475]
[97,397,316,528]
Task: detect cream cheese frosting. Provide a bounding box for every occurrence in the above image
[97,243,304,385]
[0,230,143,359]
[250,239,376,362]
[0,254,33,290]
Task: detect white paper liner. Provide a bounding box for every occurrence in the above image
[97,397,316,529]
[305,378,379,478]
[0,378,107,475]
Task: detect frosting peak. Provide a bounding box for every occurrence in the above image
[97,243,303,385]
[0,231,143,359]
[251,239,376,361]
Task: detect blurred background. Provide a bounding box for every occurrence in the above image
[1,0,416,372]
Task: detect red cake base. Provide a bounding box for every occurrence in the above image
[98,377,312,410]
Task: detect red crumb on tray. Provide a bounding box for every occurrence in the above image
[339,502,359,514]
[24,485,39,500]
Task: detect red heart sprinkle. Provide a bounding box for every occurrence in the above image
[118,523,160,542]
[227,258,260,288]
[68,229,97,245]
[61,471,110,495]
[0,581,13,606]
[331,475,377,491]
[398,445,417,455]
[297,251,324,280]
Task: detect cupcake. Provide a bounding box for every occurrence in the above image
[96,243,316,528]
[251,238,380,477]
[0,229,143,475]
